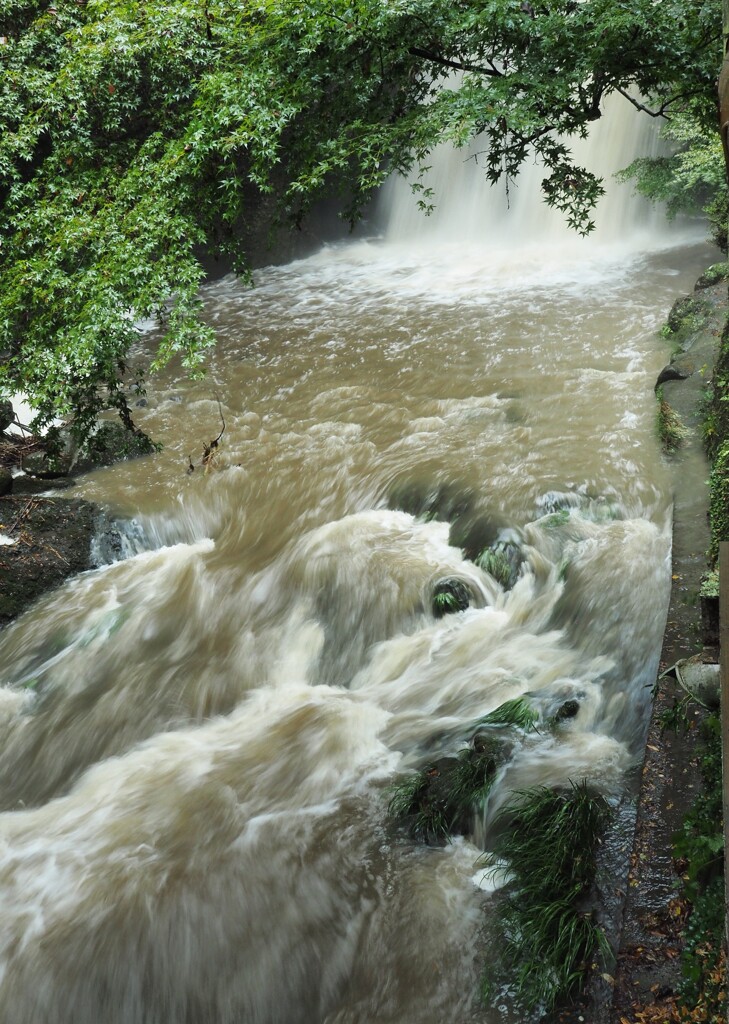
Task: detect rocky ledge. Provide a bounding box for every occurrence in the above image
[0,495,97,628]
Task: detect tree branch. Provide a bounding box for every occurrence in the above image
[614,87,669,119]
[408,46,502,77]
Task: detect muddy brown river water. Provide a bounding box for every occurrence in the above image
[0,108,718,1022]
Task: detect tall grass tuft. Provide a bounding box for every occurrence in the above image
[475,547,513,588]
[482,781,613,1013]
[478,696,539,731]
[389,749,498,843]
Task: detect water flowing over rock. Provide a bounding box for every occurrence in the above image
[0,102,715,1023]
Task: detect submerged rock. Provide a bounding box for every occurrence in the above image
[75,422,158,474]
[551,699,580,724]
[385,475,508,560]
[432,578,471,617]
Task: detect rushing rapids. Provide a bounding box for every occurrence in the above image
[0,101,717,1022]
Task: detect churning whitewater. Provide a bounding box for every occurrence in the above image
[0,104,716,1023]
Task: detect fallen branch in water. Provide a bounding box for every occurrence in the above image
[186,396,226,474]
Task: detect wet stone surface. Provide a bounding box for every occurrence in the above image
[0,496,97,629]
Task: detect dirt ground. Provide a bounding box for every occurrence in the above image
[0,494,96,629]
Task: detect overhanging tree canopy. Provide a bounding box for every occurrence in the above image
[0,0,721,436]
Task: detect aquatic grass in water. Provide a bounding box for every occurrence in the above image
[481,782,613,1013]
[388,749,499,843]
[477,696,539,731]
[388,769,453,843]
[431,578,471,618]
[656,386,689,453]
[542,508,571,528]
[474,547,513,588]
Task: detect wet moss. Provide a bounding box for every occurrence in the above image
[704,313,729,462]
[694,262,729,290]
[662,296,712,343]
[708,440,729,565]
[657,387,689,453]
[542,508,571,528]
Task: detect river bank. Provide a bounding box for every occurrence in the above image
[551,270,729,1024]
[610,275,728,1024]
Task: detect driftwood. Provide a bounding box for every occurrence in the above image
[187,397,226,475]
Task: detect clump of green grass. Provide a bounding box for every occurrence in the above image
[431,578,471,618]
[389,771,451,843]
[542,508,571,528]
[695,261,729,289]
[478,696,539,731]
[657,387,689,453]
[481,782,613,1013]
[447,748,499,811]
[662,703,725,1017]
[475,546,513,588]
[389,749,499,843]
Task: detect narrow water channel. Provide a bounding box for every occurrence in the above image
[0,110,716,1023]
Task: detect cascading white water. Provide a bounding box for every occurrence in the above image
[0,98,714,1024]
[380,93,684,248]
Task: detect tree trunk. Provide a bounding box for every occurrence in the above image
[721,0,729,176]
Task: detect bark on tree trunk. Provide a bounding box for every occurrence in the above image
[721,0,729,176]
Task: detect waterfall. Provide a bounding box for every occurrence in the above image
[377,94,691,251]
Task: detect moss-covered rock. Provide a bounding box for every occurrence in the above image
[75,422,158,474]
[664,295,712,339]
[695,262,729,290]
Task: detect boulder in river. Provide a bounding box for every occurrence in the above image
[74,422,158,474]
[0,399,14,434]
[432,577,472,617]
